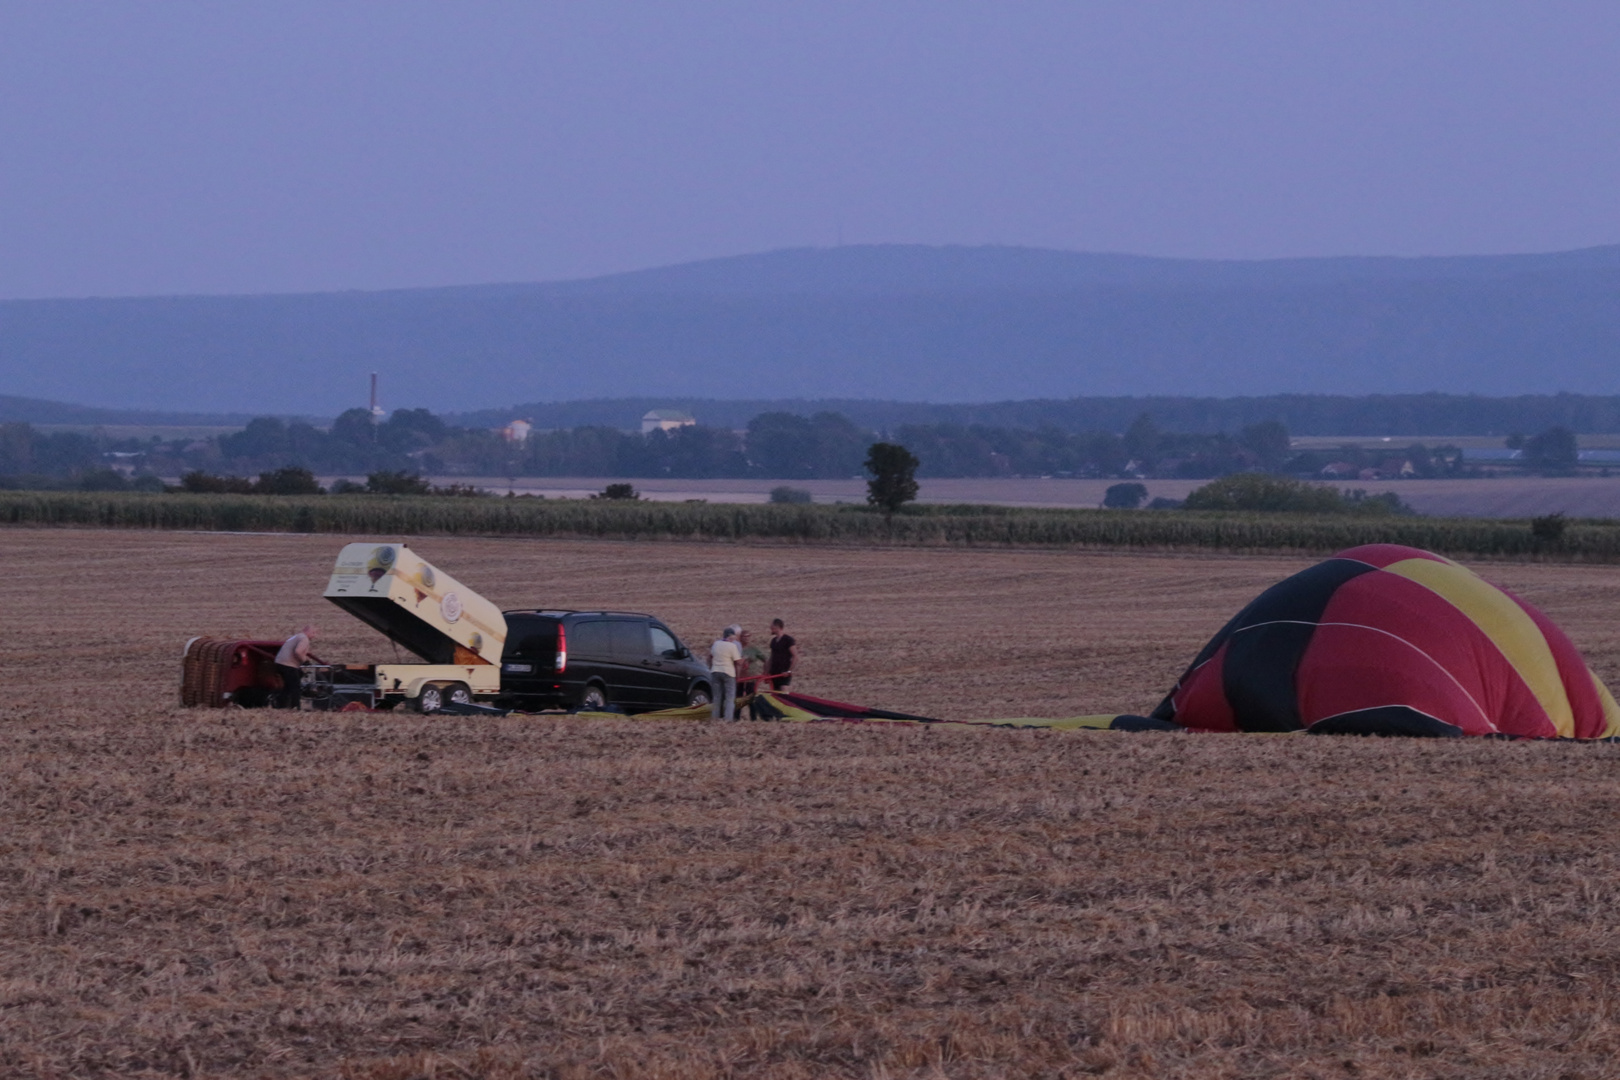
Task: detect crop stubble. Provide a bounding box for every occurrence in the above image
[5,529,1620,1078]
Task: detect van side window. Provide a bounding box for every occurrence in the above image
[610,620,651,660]
[569,620,612,657]
[649,625,679,658]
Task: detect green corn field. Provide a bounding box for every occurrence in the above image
[1,491,1616,560]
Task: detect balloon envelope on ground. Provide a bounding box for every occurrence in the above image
[1152,544,1620,738]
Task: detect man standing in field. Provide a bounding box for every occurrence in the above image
[274,625,316,709]
[768,618,799,690]
[709,625,743,721]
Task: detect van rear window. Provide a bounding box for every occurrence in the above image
[503,616,558,663]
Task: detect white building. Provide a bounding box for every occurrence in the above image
[501,419,533,443]
[641,409,696,434]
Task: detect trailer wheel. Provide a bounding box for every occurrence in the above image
[580,684,608,711]
[416,684,446,714]
[447,683,472,707]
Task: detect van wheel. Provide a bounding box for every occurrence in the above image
[687,686,711,708]
[580,685,608,711]
[416,684,445,714]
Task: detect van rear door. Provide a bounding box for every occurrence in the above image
[500,615,560,706]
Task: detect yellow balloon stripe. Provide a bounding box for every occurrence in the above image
[1383,557,1575,738]
[1589,669,1620,739]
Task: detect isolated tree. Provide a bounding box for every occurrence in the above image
[1102,482,1148,509]
[865,442,920,516]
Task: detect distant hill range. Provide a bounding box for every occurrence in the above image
[0,395,255,428]
[3,243,1620,415]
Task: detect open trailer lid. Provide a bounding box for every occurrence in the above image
[324,542,507,665]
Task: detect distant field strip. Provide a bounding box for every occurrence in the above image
[4,490,1618,559]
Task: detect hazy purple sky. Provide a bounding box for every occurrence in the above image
[3,1,1618,299]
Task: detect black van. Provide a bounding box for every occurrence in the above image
[498,610,712,713]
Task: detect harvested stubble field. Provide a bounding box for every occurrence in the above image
[7,529,1620,1079]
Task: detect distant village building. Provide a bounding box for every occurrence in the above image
[642,409,696,434]
[501,419,533,443]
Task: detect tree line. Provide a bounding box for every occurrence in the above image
[0,408,1593,490]
[452,393,1620,438]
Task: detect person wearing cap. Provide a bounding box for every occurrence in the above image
[708,625,744,721]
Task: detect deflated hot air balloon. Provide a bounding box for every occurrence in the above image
[1152,544,1620,739]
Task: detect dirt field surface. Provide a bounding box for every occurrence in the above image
[8,529,1620,1078]
[433,474,1620,519]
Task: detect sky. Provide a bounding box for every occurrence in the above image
[2,1,1619,300]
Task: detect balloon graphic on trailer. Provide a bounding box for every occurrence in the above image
[1151,544,1620,738]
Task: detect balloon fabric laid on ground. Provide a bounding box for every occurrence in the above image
[1152,544,1620,738]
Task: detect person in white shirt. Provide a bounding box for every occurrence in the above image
[274,625,316,709]
[708,625,744,721]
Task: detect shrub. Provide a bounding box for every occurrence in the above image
[255,466,323,495]
[593,483,641,501]
[366,471,433,495]
[1532,512,1569,545]
[179,471,256,494]
[1102,482,1148,509]
[1184,473,1411,516]
[769,486,813,505]
[1184,473,1345,513]
[430,482,491,498]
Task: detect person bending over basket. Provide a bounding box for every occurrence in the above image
[274,625,316,709]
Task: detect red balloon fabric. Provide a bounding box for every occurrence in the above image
[1152,544,1620,738]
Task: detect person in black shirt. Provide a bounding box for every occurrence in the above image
[767,618,799,690]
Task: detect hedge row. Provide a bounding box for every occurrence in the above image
[0,491,1613,560]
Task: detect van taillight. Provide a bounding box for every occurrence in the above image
[555,625,566,673]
